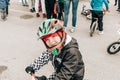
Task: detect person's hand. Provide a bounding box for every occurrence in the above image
[105,9,110,12]
[35,76,47,80]
[25,66,35,75]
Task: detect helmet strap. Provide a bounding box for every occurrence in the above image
[48,31,66,55]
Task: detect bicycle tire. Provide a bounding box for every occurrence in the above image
[107,42,120,54]
[90,22,96,37]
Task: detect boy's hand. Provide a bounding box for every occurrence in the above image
[25,66,35,75]
[35,76,47,80]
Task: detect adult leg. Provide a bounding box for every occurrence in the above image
[63,0,71,27]
[35,0,40,17]
[51,0,56,18]
[58,2,64,20]
[28,0,34,12]
[118,0,120,9]
[114,0,117,6]
[25,0,28,5]
[22,0,25,5]
[41,0,46,18]
[32,0,35,11]
[97,11,103,31]
[6,6,8,15]
[28,0,32,9]
[72,0,79,27]
[45,0,51,19]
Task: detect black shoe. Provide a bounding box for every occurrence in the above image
[22,4,25,6]
[114,3,117,6]
[36,13,40,17]
[32,8,35,12]
[30,9,34,12]
[43,13,46,18]
[116,9,120,12]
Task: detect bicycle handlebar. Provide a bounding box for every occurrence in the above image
[104,9,110,12]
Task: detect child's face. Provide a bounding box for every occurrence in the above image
[44,33,61,48]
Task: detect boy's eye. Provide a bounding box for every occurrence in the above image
[45,38,49,41]
[52,35,56,37]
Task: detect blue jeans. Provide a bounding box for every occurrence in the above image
[64,0,79,27]
[22,0,27,5]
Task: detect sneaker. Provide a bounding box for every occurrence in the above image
[43,13,46,18]
[36,13,40,17]
[70,27,75,33]
[22,4,25,6]
[63,27,67,32]
[32,8,35,12]
[25,4,29,7]
[116,9,120,12]
[30,9,34,12]
[98,31,104,35]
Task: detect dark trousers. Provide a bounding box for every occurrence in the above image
[45,0,56,19]
[58,2,64,20]
[90,10,103,31]
[115,0,117,4]
[118,0,120,9]
[6,0,10,15]
[6,6,8,15]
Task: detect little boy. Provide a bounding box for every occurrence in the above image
[90,0,109,34]
[25,19,85,80]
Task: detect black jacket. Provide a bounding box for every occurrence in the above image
[53,38,84,80]
[30,38,84,80]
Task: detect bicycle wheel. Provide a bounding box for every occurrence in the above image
[107,42,120,54]
[90,21,96,37]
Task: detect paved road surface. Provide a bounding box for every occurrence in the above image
[0,0,120,80]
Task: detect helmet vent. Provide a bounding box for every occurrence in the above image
[39,27,42,33]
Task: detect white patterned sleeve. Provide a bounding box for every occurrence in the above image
[30,51,51,72]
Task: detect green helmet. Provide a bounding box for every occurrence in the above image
[37,19,63,39]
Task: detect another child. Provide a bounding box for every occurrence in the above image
[90,0,109,34]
